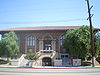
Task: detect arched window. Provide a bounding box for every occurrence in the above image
[27,36,35,46]
[60,34,65,46]
[43,36,52,50]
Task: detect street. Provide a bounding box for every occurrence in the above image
[0,67,100,75]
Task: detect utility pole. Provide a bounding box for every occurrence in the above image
[85,0,94,67]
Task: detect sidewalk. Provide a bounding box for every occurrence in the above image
[0,64,100,69]
[0,64,17,67]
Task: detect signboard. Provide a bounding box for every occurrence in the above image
[54,59,62,66]
[73,59,81,66]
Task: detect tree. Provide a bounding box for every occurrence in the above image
[94,31,100,57]
[64,26,90,59]
[0,32,19,58]
[24,53,40,67]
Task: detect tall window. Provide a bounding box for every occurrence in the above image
[60,34,65,46]
[43,36,52,50]
[44,40,52,50]
[27,36,35,46]
[16,37,20,46]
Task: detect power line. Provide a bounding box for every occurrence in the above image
[0,18,86,24]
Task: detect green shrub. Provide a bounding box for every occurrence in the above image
[0,59,8,64]
[96,57,100,64]
[81,61,91,66]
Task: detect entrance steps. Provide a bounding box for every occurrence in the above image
[17,50,57,67]
[38,50,56,59]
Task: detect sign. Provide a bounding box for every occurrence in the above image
[73,59,81,66]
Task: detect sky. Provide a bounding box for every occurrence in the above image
[0,0,100,30]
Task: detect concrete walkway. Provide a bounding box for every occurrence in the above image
[0,64,100,69]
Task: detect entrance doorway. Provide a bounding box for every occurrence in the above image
[42,57,52,66]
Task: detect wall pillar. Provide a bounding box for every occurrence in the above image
[52,40,56,50]
[39,39,43,50]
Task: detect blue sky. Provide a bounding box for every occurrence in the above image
[0,0,100,29]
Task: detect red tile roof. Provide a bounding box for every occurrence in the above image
[0,26,81,31]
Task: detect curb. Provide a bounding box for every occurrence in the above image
[0,67,100,69]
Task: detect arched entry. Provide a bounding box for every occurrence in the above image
[42,57,52,66]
